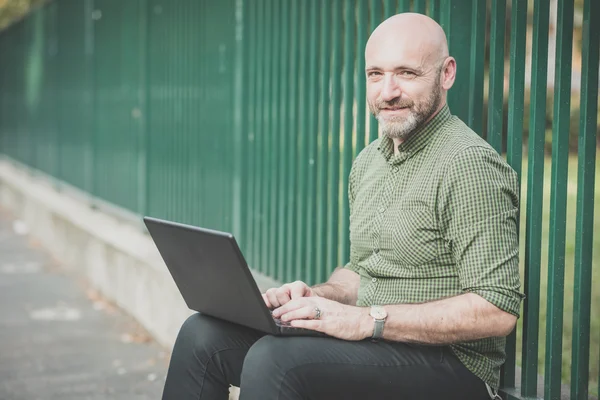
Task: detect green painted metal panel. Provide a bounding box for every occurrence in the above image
[571,0,599,396]
[56,0,93,192]
[522,0,550,397]
[92,0,143,212]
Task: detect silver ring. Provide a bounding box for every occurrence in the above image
[314,307,322,319]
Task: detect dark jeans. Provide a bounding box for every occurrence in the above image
[162,313,491,400]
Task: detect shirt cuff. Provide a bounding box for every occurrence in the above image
[470,288,524,318]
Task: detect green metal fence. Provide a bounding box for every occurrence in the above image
[0,0,598,398]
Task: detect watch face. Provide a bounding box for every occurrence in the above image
[370,306,387,319]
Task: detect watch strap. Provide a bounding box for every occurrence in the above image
[372,318,385,340]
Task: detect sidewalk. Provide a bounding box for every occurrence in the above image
[0,207,168,400]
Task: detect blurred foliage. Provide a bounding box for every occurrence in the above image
[0,0,48,31]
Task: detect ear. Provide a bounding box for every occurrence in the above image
[441,57,456,90]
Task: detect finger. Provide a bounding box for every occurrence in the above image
[262,293,272,309]
[275,287,292,306]
[290,319,323,332]
[290,281,308,299]
[280,305,316,322]
[272,298,307,318]
[265,289,281,308]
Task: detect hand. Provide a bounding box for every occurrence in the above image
[272,297,373,341]
[262,280,317,309]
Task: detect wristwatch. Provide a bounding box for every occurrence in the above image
[370,305,387,340]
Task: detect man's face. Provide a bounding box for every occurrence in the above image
[365,38,444,142]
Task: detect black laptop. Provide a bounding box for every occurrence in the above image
[143,216,326,337]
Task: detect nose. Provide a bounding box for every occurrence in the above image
[380,74,402,102]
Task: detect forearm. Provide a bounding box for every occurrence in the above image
[373,293,517,344]
[311,267,359,305]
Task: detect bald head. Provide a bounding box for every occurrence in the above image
[366,13,448,69]
[364,13,456,145]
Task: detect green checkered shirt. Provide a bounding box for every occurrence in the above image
[345,105,524,390]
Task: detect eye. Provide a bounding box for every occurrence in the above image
[399,70,417,77]
[367,71,382,78]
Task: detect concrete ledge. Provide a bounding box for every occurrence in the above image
[0,158,280,351]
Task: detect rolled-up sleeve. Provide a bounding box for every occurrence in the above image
[439,146,525,317]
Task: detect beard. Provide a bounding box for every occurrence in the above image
[369,80,443,142]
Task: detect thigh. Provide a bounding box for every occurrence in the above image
[163,313,265,400]
[240,336,489,400]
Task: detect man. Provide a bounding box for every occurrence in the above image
[162,13,523,400]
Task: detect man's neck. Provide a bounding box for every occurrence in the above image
[392,102,447,155]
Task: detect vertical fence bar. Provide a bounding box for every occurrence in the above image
[327,0,343,272]
[521,0,550,396]
[232,0,245,241]
[398,0,409,12]
[268,0,280,278]
[286,0,300,283]
[262,0,274,275]
[467,0,485,133]
[295,0,310,281]
[306,0,319,284]
[487,0,506,151]
[317,0,332,283]
[506,0,527,181]
[245,0,256,259]
[355,0,368,153]
[341,0,355,268]
[276,0,290,282]
[413,0,426,13]
[544,0,574,398]
[571,0,599,395]
[252,0,265,272]
[440,0,473,123]
[235,0,247,244]
[430,0,441,22]
[368,0,380,142]
[384,0,395,18]
[137,0,148,218]
[502,0,528,391]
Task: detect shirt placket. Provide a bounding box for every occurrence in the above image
[364,153,408,305]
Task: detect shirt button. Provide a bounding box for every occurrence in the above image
[372,278,377,283]
[392,166,399,172]
[378,207,385,213]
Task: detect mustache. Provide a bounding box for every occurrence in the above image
[374,98,414,110]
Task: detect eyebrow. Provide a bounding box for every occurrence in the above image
[365,65,423,74]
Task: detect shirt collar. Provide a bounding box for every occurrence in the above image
[377,104,452,164]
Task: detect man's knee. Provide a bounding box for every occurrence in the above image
[173,313,230,361]
[240,336,315,398]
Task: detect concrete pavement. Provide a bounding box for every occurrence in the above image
[0,208,168,400]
